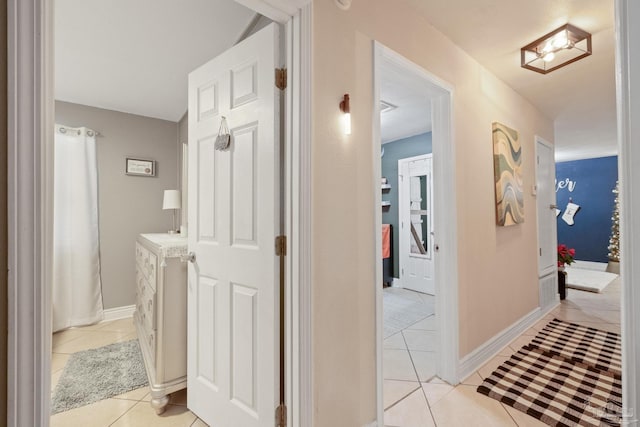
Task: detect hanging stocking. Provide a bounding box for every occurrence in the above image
[562,202,580,225]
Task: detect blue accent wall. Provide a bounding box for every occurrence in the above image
[381,133,432,277]
[556,156,618,263]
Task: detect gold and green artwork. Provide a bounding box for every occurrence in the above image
[493,122,524,226]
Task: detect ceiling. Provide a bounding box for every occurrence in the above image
[55,0,257,122]
[379,57,433,144]
[406,0,617,161]
[57,0,617,160]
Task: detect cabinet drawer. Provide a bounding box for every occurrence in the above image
[145,252,157,289]
[136,269,145,297]
[143,285,157,331]
[135,276,156,331]
[135,311,156,367]
[136,243,158,290]
[147,330,156,365]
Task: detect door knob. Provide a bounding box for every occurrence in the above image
[182,252,196,263]
[549,204,558,210]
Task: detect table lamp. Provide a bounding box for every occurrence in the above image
[162,189,181,234]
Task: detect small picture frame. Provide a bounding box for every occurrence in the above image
[126,157,156,177]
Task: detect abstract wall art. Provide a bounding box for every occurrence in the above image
[492,122,524,226]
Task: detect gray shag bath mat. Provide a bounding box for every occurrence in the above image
[51,339,148,414]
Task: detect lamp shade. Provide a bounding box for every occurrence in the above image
[162,190,181,210]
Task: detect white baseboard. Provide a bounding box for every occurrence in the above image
[102,304,136,322]
[391,278,402,288]
[363,421,378,427]
[458,302,557,382]
[571,260,608,271]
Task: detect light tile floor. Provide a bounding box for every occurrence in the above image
[383,278,621,427]
[51,317,208,427]
[383,288,437,407]
[51,279,620,426]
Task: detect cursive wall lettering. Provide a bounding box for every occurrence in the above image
[556,178,576,193]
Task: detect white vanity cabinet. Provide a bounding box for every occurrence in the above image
[134,233,188,414]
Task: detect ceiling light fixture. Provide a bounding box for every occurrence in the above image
[521,24,592,74]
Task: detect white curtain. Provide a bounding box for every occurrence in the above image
[52,125,104,332]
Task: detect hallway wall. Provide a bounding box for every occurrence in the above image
[312,1,554,424]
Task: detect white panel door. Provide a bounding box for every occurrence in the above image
[399,154,434,294]
[187,23,280,427]
[536,137,558,277]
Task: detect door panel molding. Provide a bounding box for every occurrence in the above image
[398,154,434,294]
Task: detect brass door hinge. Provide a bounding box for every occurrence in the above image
[275,403,287,427]
[275,235,287,256]
[275,68,287,90]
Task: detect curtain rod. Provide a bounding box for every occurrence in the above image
[56,125,102,137]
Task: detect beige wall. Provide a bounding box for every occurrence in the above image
[0,0,8,420]
[55,101,179,309]
[312,1,553,425]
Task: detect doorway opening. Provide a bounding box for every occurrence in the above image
[47,0,293,424]
[373,42,458,423]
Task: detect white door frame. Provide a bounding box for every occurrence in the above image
[373,42,459,424]
[6,1,313,426]
[615,1,640,424]
[398,154,434,294]
[534,136,557,279]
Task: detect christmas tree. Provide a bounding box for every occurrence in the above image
[608,181,620,262]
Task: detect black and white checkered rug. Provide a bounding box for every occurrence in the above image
[477,319,622,427]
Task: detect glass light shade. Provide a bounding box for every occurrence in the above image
[343,112,351,135]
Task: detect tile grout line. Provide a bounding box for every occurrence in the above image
[108,400,141,426]
[500,402,521,426]
[382,384,422,412]
[418,381,439,426]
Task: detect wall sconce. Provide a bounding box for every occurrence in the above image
[521,24,592,74]
[340,94,351,135]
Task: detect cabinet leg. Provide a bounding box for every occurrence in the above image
[151,395,170,415]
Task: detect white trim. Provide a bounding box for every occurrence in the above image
[431,84,459,385]
[8,1,312,426]
[102,305,136,322]
[555,150,619,163]
[615,1,639,424]
[235,0,310,23]
[373,42,459,426]
[458,304,557,381]
[373,45,384,424]
[534,135,557,278]
[296,5,314,427]
[286,4,313,427]
[7,0,54,425]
